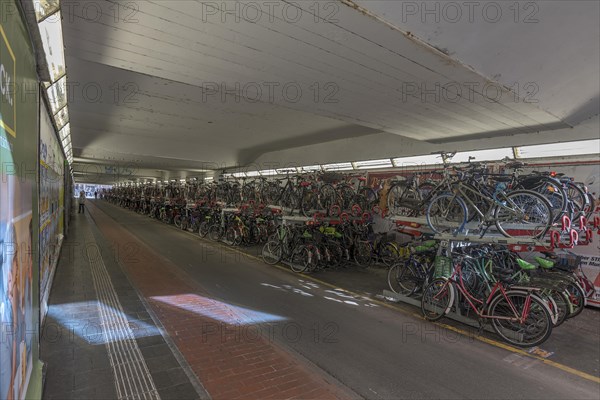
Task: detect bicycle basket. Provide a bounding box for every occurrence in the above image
[554,254,581,272]
[433,256,453,279]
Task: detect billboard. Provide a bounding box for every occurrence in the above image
[1,4,39,398]
[39,103,64,320]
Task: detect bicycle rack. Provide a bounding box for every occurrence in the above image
[381,290,495,334]
[387,215,597,251]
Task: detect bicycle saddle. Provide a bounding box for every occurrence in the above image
[516,259,537,271]
[534,257,554,269]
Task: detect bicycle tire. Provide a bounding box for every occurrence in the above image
[380,242,400,267]
[388,260,420,296]
[261,240,282,265]
[548,290,569,327]
[565,181,587,221]
[198,221,210,237]
[494,190,552,239]
[290,246,310,273]
[421,279,454,321]
[426,193,468,235]
[488,291,553,347]
[564,281,586,318]
[208,225,223,241]
[353,241,372,268]
[518,176,567,223]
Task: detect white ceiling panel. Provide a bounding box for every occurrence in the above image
[59,0,593,179]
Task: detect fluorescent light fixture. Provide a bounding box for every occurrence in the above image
[245,171,261,177]
[452,148,514,163]
[322,162,354,171]
[205,177,214,181]
[276,167,299,174]
[392,154,443,168]
[259,170,278,176]
[47,76,67,114]
[515,140,600,159]
[54,106,69,130]
[39,10,66,82]
[298,165,321,172]
[232,172,246,178]
[354,159,393,170]
[58,123,70,141]
[34,0,61,22]
[180,179,186,182]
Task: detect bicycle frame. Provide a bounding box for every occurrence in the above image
[436,264,532,323]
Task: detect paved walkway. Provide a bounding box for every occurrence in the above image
[41,210,207,399]
[42,203,353,400]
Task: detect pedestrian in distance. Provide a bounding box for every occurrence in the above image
[78,190,86,213]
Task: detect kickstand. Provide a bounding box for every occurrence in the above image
[477,318,485,336]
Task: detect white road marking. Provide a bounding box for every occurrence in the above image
[84,228,161,400]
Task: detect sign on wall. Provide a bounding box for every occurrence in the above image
[39,104,64,320]
[1,15,35,400]
[0,24,16,138]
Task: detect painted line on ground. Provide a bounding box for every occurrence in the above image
[83,221,161,399]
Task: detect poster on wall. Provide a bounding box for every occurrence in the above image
[39,105,64,320]
[1,20,34,400]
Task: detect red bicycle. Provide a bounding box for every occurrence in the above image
[421,258,554,347]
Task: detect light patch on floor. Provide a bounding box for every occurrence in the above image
[150,293,287,325]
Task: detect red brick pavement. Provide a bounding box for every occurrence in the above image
[88,204,351,400]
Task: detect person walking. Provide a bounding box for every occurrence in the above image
[94,191,98,199]
[78,190,86,213]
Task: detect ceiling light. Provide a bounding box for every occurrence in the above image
[392,154,444,167]
[452,148,514,163]
[46,76,67,114]
[298,165,322,172]
[354,159,393,170]
[322,162,354,171]
[38,10,65,82]
[515,140,600,159]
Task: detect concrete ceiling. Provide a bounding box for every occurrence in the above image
[60,0,599,182]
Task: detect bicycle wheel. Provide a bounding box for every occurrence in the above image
[337,185,355,211]
[518,177,567,223]
[208,225,223,241]
[225,227,237,245]
[319,184,338,213]
[387,260,420,296]
[290,245,310,273]
[494,190,552,239]
[358,187,378,212]
[301,190,318,217]
[387,184,419,216]
[426,193,467,235]
[421,279,454,321]
[262,240,282,265]
[584,192,595,220]
[173,215,183,229]
[489,291,553,347]
[566,182,587,221]
[198,221,210,237]
[548,290,569,327]
[380,242,400,267]
[329,242,344,268]
[564,282,586,318]
[353,241,372,268]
